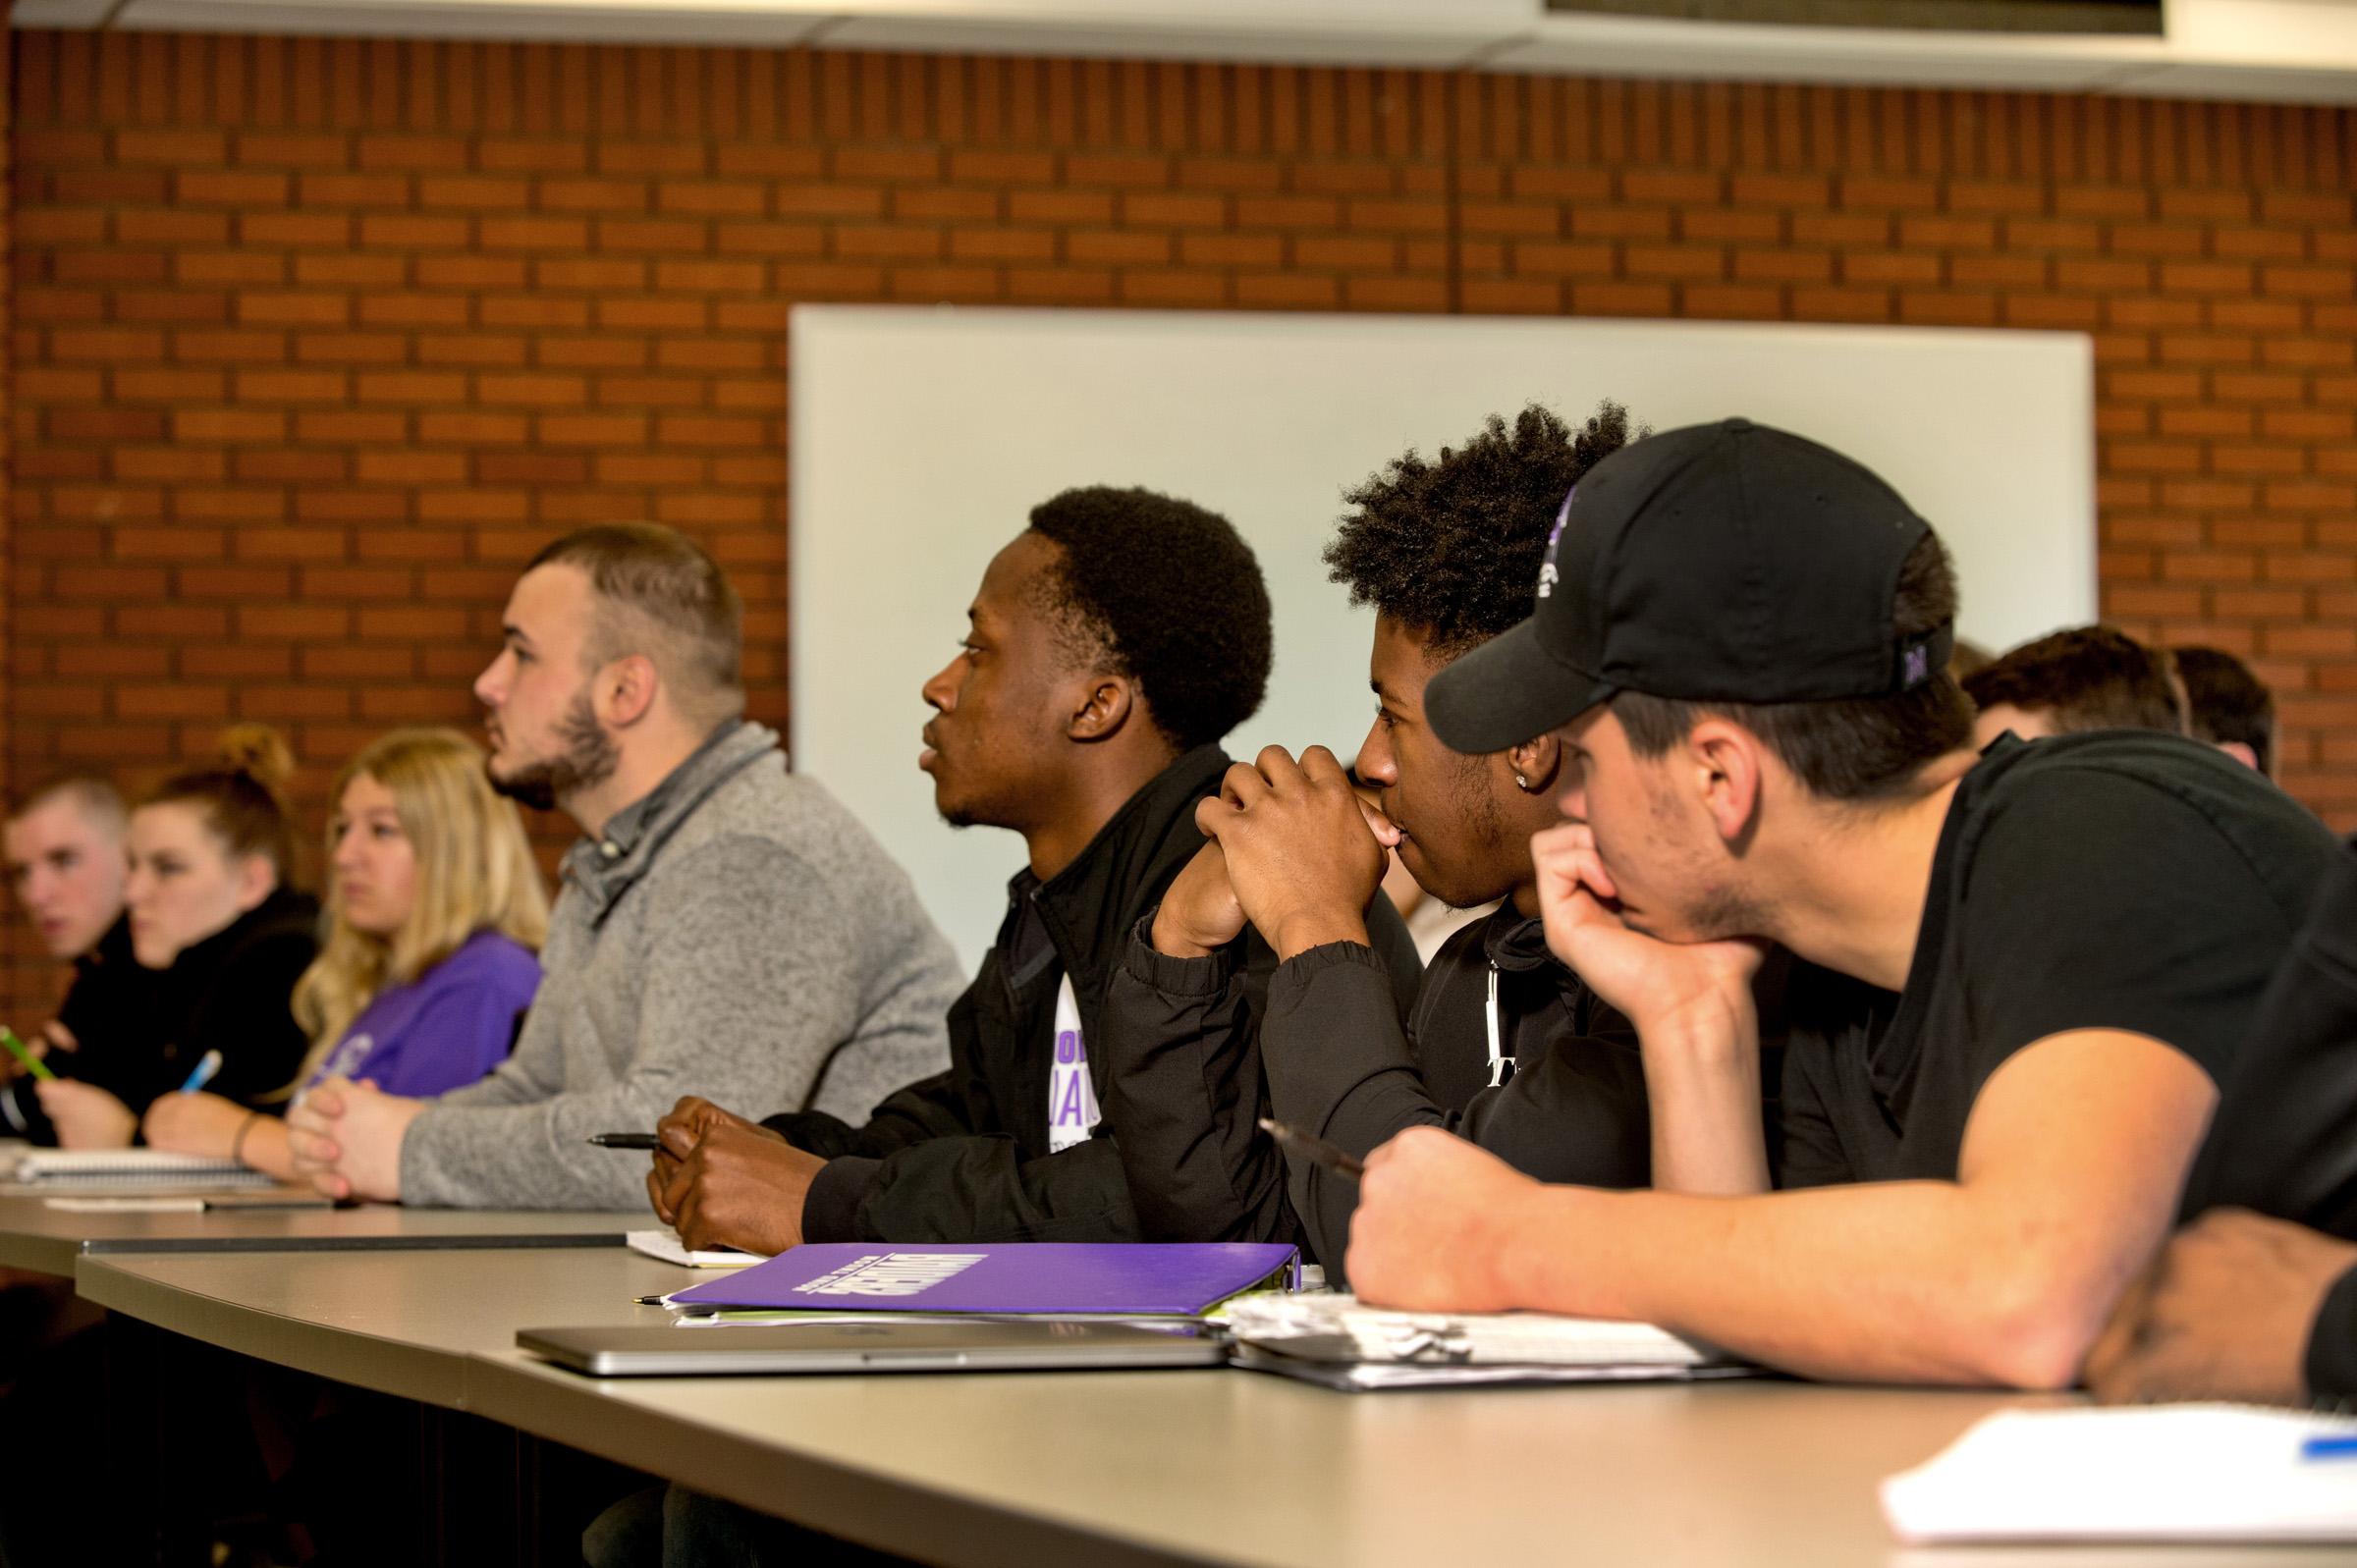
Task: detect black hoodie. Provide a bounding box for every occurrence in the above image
[0,914,163,1143]
[764,745,1422,1244]
[3,889,318,1141]
[1099,901,1672,1273]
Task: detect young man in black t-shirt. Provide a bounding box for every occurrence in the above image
[1343,418,2341,1388]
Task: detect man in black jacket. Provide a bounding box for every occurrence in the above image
[642,486,1418,1252]
[1099,404,1688,1273]
[0,776,162,1144]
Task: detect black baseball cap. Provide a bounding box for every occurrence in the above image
[1425,418,1953,755]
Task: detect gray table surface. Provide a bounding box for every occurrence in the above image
[0,1188,641,1276]
[75,1246,2357,1568]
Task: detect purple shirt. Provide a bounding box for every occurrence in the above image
[302,929,540,1099]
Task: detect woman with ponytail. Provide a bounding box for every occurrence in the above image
[24,725,320,1147]
[143,728,548,1175]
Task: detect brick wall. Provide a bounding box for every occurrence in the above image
[7,31,2356,1016]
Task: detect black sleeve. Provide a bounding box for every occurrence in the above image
[2307,1265,2357,1403]
[2186,846,2357,1233]
[178,931,316,1115]
[822,1133,1139,1244]
[787,991,1149,1244]
[1090,895,1416,1264]
[1959,774,2311,1091]
[1091,921,1293,1246]
[763,1068,976,1161]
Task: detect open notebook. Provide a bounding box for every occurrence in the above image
[1883,1404,2357,1543]
[11,1149,273,1188]
[1219,1292,1747,1390]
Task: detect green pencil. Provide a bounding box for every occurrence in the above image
[0,1028,56,1083]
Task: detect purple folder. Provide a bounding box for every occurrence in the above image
[665,1241,1300,1317]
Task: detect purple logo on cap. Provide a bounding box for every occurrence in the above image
[1536,485,1574,601]
[1903,644,1931,687]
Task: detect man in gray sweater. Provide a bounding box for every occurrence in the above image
[288,523,961,1211]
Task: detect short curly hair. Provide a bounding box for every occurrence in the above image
[1323,402,1637,657]
[1025,487,1273,752]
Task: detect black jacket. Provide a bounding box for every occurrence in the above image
[2,891,318,1142]
[769,746,1420,1245]
[2,914,165,1143]
[1099,903,1652,1272]
[2182,841,2357,1398]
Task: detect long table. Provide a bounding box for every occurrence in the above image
[68,1244,2357,1568]
[0,1188,640,1276]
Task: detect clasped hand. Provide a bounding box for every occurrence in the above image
[1152,744,1398,962]
[285,1077,423,1202]
[648,1096,826,1256]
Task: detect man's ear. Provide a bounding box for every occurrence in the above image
[233,852,275,913]
[600,655,660,730]
[1069,676,1135,744]
[1686,718,1764,847]
[2219,740,2262,773]
[1506,733,1562,795]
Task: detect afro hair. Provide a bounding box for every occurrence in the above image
[1323,402,1637,657]
[1025,486,1273,752]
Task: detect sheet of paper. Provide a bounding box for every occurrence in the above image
[1883,1404,2357,1542]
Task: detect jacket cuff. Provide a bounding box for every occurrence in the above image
[2306,1263,2357,1402]
[1123,912,1241,998]
[802,1155,883,1243]
[1272,938,1392,998]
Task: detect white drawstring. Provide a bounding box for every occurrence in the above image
[1485,963,1510,1089]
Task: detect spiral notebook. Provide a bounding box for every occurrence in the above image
[11,1149,274,1188]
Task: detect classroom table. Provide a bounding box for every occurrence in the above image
[77,1245,676,1407]
[0,1188,643,1276]
[75,1246,2357,1568]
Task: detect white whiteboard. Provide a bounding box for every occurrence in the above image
[791,306,2096,975]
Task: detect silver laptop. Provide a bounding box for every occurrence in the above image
[518,1320,1230,1378]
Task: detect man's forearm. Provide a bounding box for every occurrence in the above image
[1495,1180,2140,1388]
[1633,1001,1768,1196]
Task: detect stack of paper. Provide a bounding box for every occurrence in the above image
[1884,1404,2357,1543]
[10,1149,273,1189]
[1220,1292,1745,1391]
[626,1230,767,1270]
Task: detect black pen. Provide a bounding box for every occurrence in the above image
[1258,1117,1365,1180]
[587,1132,662,1150]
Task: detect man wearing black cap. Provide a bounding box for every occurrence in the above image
[1344,418,2341,1388]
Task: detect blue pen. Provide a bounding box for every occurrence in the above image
[2300,1433,2357,1459]
[178,1049,224,1096]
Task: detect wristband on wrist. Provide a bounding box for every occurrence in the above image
[230,1109,264,1167]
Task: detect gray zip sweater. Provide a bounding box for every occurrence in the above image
[400,722,963,1210]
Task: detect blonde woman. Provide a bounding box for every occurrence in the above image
[143,728,548,1178]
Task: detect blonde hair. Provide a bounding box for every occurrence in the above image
[289,728,550,1084]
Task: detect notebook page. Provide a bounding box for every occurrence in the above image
[1883,1404,2357,1543]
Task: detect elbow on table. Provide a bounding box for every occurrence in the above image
[1953,1270,2110,1391]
